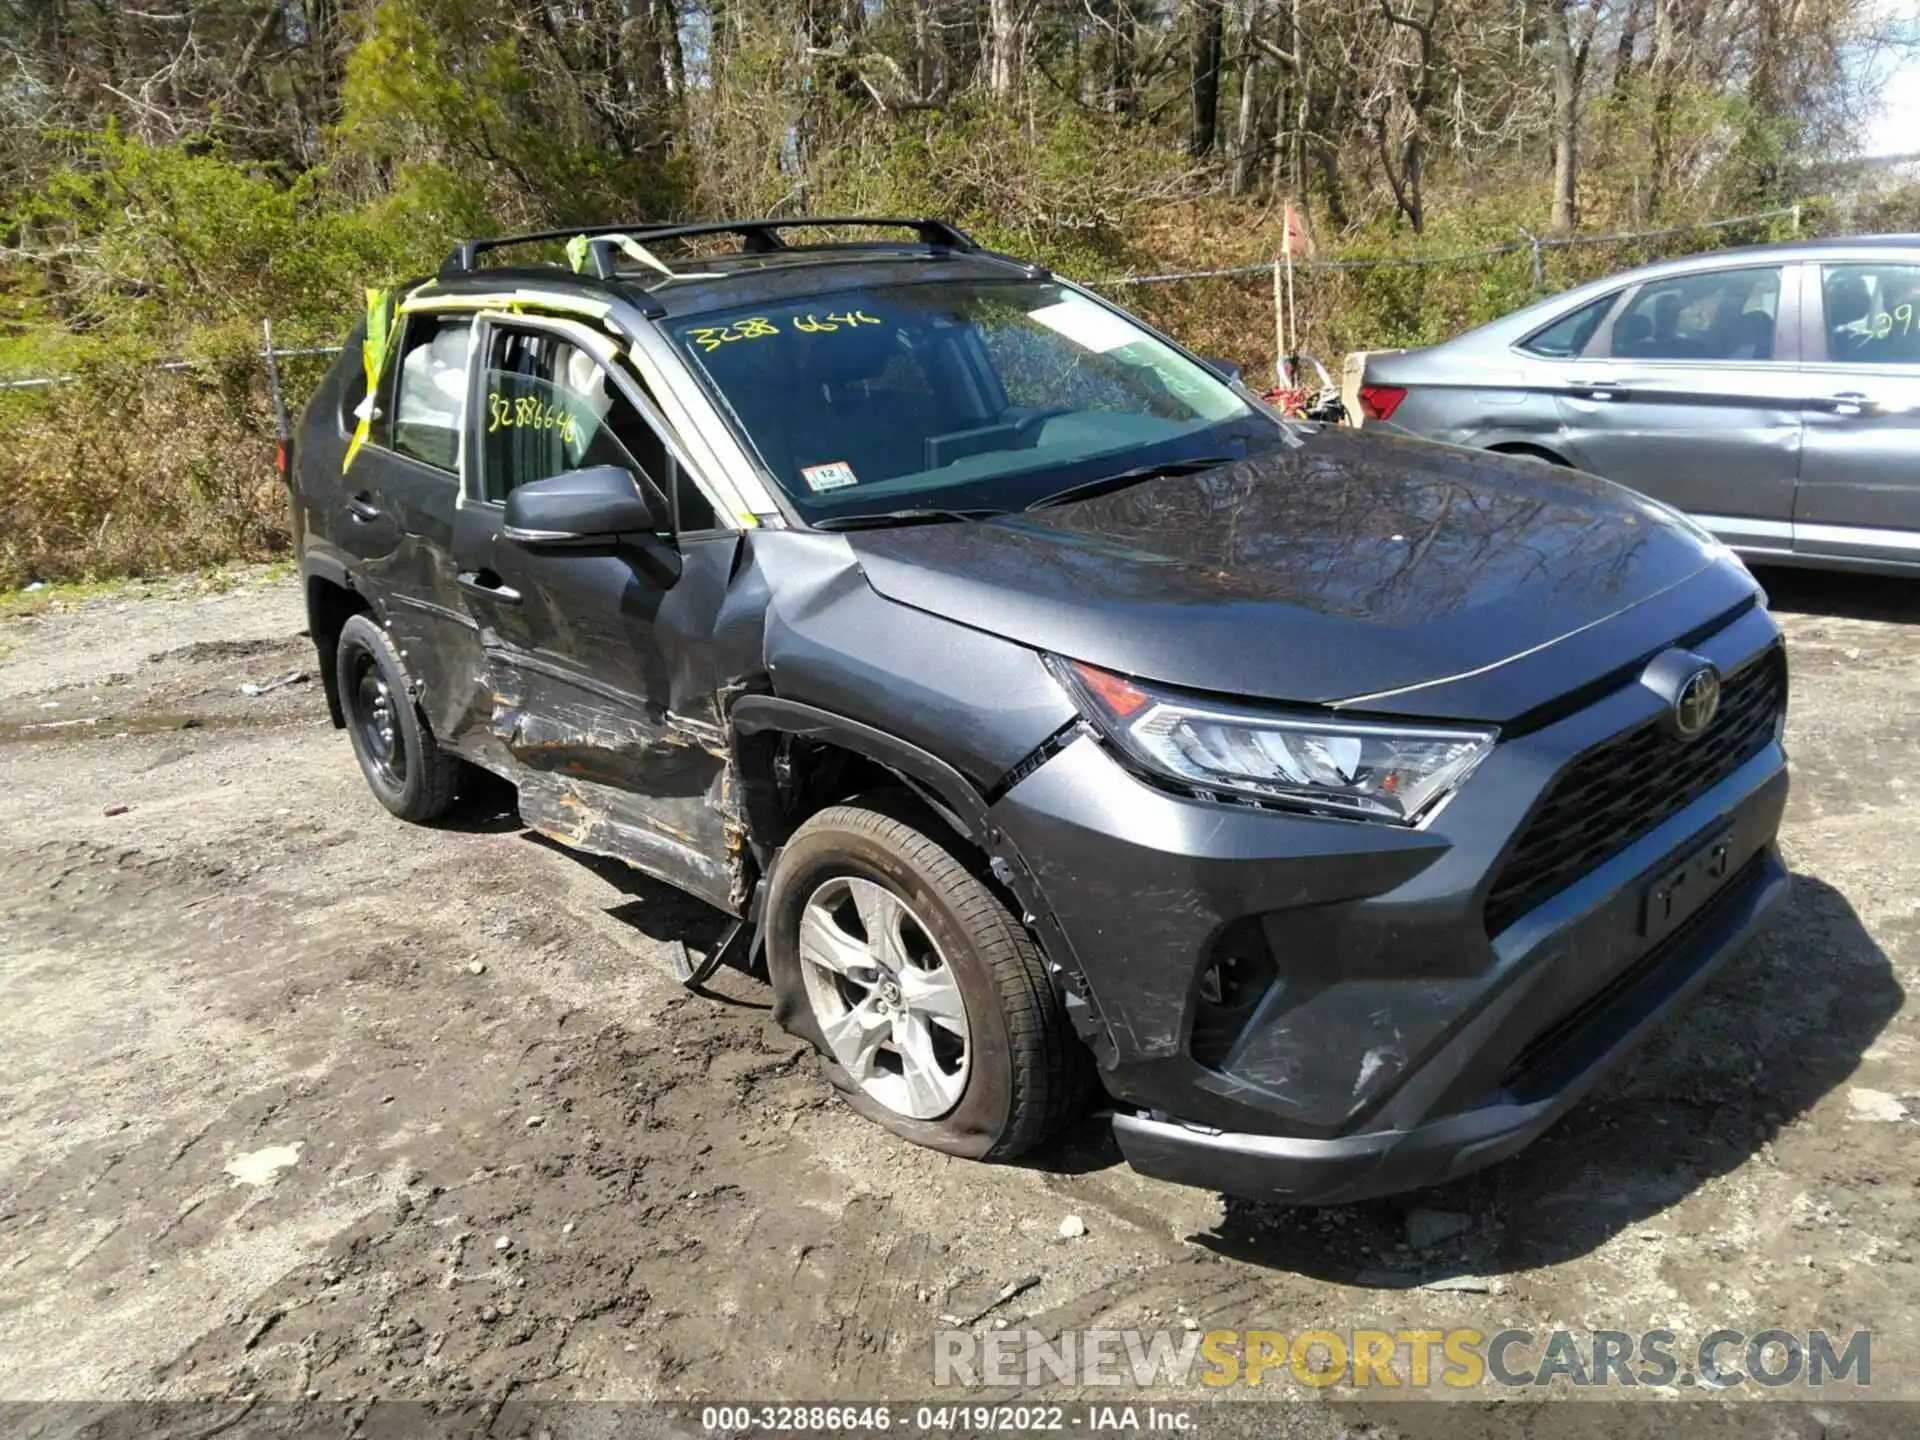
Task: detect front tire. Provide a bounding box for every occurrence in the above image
[765,795,1086,1160]
[336,613,462,823]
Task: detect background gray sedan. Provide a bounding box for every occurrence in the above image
[1361,236,1920,575]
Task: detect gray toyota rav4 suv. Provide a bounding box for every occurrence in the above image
[291,217,1789,1203]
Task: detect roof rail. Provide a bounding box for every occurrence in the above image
[441,217,980,278]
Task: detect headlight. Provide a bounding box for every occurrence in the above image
[1048,658,1496,825]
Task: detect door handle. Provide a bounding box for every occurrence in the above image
[458,570,522,605]
[1822,392,1873,417]
[345,493,383,522]
[1577,381,1627,401]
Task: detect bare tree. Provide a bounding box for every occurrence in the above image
[1547,0,1603,232]
[1187,0,1225,154]
[1368,0,1440,231]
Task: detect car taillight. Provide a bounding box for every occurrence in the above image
[276,438,292,486]
[1357,384,1407,422]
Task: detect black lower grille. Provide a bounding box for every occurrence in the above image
[1484,646,1785,937]
[1500,853,1768,1100]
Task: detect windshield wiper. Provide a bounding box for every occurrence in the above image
[1023,456,1236,511]
[809,507,1006,532]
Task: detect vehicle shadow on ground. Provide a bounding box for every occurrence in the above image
[437,771,738,956]
[429,769,526,835]
[1188,872,1901,1284]
[514,827,776,1012]
[1018,1113,1133,1178]
[1752,565,1920,624]
[519,829,737,952]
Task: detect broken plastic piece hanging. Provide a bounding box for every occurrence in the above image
[341,288,396,473]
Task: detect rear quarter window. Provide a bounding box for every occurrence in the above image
[1519,293,1616,358]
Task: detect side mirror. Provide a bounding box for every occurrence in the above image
[502,466,656,546]
[1200,355,1244,386]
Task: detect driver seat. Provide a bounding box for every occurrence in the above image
[788,327,943,484]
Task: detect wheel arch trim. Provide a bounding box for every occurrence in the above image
[730,695,996,845]
[728,695,1114,1063]
[303,556,384,729]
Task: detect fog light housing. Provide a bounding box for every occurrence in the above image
[1188,919,1278,1070]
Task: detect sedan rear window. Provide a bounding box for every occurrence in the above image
[1519,293,1615,358]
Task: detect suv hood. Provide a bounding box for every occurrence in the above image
[847,428,1753,722]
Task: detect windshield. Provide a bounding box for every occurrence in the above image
[668,278,1287,519]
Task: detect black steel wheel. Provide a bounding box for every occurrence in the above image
[335,613,463,823]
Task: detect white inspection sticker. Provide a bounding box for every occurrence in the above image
[801,461,859,492]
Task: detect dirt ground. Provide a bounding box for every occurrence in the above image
[2,564,1918,1429]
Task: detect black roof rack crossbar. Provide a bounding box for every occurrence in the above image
[442,216,979,277]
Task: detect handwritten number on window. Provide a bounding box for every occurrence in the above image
[688,317,782,352]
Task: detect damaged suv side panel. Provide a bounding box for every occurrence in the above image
[454,517,1081,921]
[482,533,748,912]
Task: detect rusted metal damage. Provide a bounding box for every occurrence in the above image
[485,662,738,911]
[516,770,735,909]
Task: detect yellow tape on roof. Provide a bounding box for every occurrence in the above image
[399,291,614,322]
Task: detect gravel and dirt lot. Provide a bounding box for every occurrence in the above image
[2,565,1917,1429]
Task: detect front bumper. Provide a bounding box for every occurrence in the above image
[987,605,1789,1203]
[1111,849,1786,1202]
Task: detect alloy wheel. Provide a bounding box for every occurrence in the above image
[796,875,971,1119]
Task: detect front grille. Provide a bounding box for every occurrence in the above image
[1484,646,1785,937]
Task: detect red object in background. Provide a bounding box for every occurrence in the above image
[1264,385,1311,416]
[1356,384,1407,422]
[1281,201,1312,260]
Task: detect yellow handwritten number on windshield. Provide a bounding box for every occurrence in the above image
[793,311,882,334]
[688,317,782,352]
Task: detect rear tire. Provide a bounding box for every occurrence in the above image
[765,794,1086,1160]
[336,613,463,823]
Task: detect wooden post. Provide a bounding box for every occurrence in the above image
[1273,254,1286,389]
[1285,243,1297,370]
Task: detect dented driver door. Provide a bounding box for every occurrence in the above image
[453,315,741,910]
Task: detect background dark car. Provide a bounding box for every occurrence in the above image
[1360,236,1920,576]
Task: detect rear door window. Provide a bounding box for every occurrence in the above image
[388,315,472,471]
[1820,263,1920,365]
[1607,267,1783,362]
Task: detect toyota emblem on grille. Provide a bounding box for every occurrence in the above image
[1639,648,1724,740]
[1673,666,1721,739]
